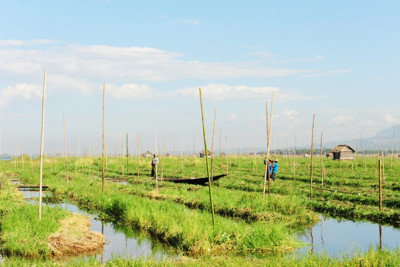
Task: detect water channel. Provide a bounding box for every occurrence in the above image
[1,180,175,264]
[2,179,400,263]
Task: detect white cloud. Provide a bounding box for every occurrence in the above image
[226,113,237,121]
[0,41,308,86]
[330,115,353,125]
[385,115,399,125]
[0,39,57,47]
[282,107,299,119]
[171,84,279,100]
[107,84,154,99]
[0,84,41,106]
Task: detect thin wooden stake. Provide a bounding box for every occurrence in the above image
[155,125,158,191]
[378,158,382,211]
[63,112,69,181]
[211,107,217,185]
[320,132,324,187]
[161,131,166,181]
[263,92,273,199]
[199,88,215,226]
[102,83,105,194]
[126,133,129,173]
[38,70,46,220]
[310,114,315,200]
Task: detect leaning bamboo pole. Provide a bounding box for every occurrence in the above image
[199,88,215,226]
[63,112,69,181]
[210,107,217,184]
[310,114,315,200]
[102,83,105,194]
[38,70,46,220]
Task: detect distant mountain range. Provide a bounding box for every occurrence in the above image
[324,124,400,152]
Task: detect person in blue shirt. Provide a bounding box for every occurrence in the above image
[270,158,278,182]
[263,158,278,182]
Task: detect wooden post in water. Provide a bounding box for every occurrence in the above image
[379,225,383,250]
[199,88,215,227]
[102,83,105,194]
[378,158,382,211]
[38,70,46,220]
[63,112,69,180]
[210,107,217,184]
[310,114,315,200]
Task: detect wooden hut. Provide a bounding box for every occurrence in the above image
[142,151,153,158]
[199,149,212,158]
[329,145,355,160]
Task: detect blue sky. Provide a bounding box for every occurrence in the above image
[0,0,399,155]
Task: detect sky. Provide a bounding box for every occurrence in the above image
[0,0,399,155]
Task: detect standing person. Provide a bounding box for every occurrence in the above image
[270,158,279,182]
[264,158,273,180]
[151,154,159,178]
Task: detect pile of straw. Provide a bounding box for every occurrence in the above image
[48,213,103,256]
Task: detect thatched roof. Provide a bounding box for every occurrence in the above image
[330,145,355,153]
[199,149,211,154]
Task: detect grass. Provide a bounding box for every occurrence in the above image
[1,154,400,265]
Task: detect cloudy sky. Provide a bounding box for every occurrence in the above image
[0,0,399,155]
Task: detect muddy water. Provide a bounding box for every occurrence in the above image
[295,215,400,256]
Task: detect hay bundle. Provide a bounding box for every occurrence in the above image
[48,213,103,256]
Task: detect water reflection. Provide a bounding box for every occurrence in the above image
[297,216,400,256]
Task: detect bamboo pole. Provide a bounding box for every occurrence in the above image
[155,125,158,191]
[310,114,315,200]
[391,126,395,169]
[225,136,228,174]
[102,83,105,194]
[75,137,80,175]
[136,134,141,178]
[126,133,129,173]
[161,131,166,181]
[63,112,69,180]
[263,92,273,199]
[21,142,24,169]
[38,70,46,220]
[320,132,324,187]
[211,107,217,184]
[378,158,382,211]
[294,134,297,177]
[199,88,215,226]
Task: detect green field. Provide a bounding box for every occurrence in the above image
[1,153,399,266]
